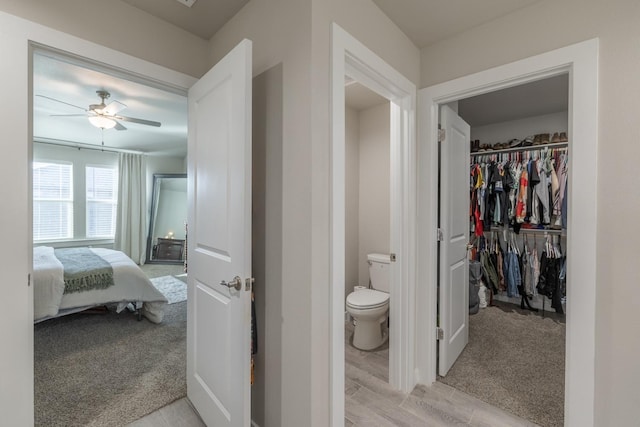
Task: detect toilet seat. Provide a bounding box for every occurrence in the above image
[346,289,389,309]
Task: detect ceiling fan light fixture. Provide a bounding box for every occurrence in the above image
[88,115,117,129]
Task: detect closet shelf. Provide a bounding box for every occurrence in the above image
[471,141,569,156]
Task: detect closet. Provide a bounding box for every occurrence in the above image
[438,74,569,427]
[469,141,568,315]
[458,73,570,316]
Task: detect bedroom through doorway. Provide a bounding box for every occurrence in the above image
[31,46,190,426]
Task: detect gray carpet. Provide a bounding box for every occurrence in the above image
[34,300,186,426]
[439,301,565,427]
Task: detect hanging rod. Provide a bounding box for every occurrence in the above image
[483,227,566,236]
[34,138,144,154]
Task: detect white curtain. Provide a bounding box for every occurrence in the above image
[114,153,147,264]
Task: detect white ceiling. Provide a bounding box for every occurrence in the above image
[117,0,542,48]
[344,75,568,131]
[121,0,250,40]
[458,74,569,126]
[345,81,388,111]
[33,51,188,157]
[371,0,541,48]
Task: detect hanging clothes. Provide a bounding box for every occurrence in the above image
[470,146,568,232]
[536,237,565,314]
[469,145,568,317]
[470,163,484,236]
[495,237,506,292]
[515,164,528,223]
[504,236,521,298]
[479,236,499,294]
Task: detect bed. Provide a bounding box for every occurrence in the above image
[33,246,168,323]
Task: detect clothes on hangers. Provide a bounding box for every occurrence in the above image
[469,146,568,316]
[536,236,565,314]
[505,243,521,297]
[470,147,568,233]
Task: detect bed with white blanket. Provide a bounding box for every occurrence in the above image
[33,246,168,323]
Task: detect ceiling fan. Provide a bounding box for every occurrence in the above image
[37,90,161,131]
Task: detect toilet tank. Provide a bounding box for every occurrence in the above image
[368,253,391,293]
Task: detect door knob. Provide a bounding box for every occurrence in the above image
[220,276,242,291]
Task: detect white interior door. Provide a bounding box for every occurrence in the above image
[438,105,470,376]
[187,39,252,427]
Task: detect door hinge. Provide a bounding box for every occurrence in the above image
[245,277,255,291]
[436,327,444,340]
[28,273,31,287]
[437,228,444,242]
[438,129,446,142]
[390,253,397,262]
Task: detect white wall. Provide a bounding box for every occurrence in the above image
[0,0,209,78]
[309,3,419,423]
[345,100,391,296]
[0,8,192,425]
[358,102,391,285]
[251,64,284,427]
[0,20,33,424]
[207,2,313,425]
[345,106,360,296]
[210,2,419,423]
[420,0,640,423]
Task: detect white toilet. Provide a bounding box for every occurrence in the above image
[346,253,390,350]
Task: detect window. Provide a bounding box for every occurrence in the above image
[33,161,73,241]
[86,166,118,238]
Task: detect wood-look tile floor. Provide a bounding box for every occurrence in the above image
[345,323,540,427]
[126,398,205,427]
[128,324,538,427]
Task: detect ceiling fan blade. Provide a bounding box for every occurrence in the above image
[115,115,161,127]
[36,95,87,111]
[50,114,87,117]
[114,121,127,131]
[103,100,127,116]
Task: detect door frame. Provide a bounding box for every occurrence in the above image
[0,10,196,424]
[417,39,598,427]
[330,23,417,425]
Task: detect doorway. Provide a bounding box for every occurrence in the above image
[31,46,190,425]
[436,74,570,426]
[343,79,392,400]
[418,39,598,427]
[29,39,256,427]
[2,15,258,426]
[330,23,417,425]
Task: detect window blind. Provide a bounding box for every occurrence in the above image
[86,166,118,238]
[33,161,73,240]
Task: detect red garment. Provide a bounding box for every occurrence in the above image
[470,164,484,236]
[515,168,528,223]
[474,204,483,236]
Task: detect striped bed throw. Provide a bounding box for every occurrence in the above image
[54,248,115,294]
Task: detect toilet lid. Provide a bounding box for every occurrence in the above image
[347,289,389,308]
